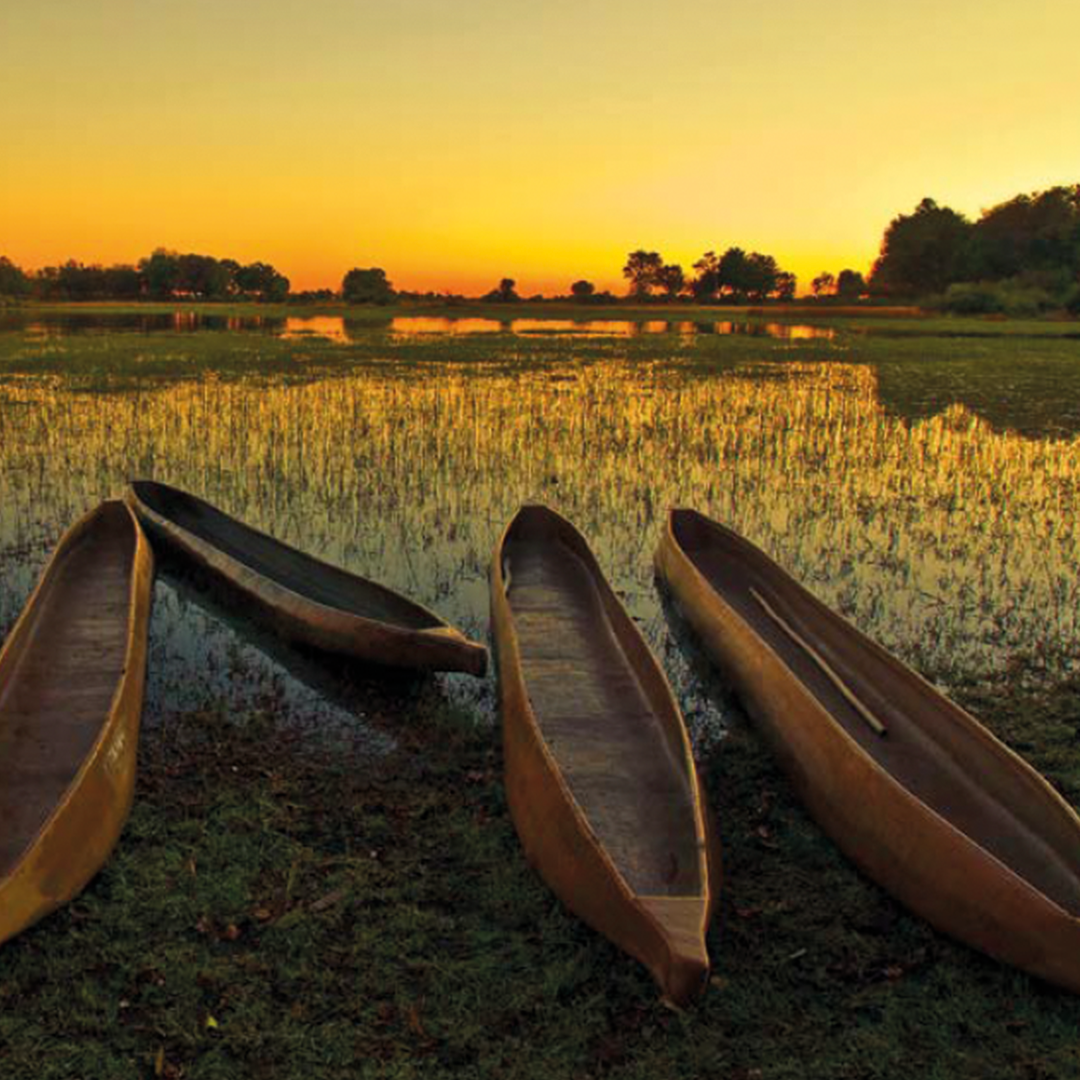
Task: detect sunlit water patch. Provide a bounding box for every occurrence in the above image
[0,311,836,343]
[2,341,1080,757]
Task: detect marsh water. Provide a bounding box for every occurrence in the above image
[2,312,1079,755]
[0,311,836,342]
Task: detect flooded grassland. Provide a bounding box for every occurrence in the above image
[3,313,1080,1078]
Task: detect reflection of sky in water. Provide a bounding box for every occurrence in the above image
[1,311,836,343]
[2,342,1079,758]
[387,317,836,340]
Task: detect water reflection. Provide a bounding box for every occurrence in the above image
[387,316,835,341]
[148,575,398,757]
[6,312,273,337]
[389,316,504,336]
[2,355,1078,755]
[281,316,352,342]
[0,311,835,343]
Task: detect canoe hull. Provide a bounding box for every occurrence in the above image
[0,502,154,945]
[656,510,1080,992]
[126,484,487,677]
[493,506,718,1005]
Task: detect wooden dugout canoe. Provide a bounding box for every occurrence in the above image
[0,501,154,945]
[125,480,487,677]
[656,508,1080,991]
[491,506,719,1005]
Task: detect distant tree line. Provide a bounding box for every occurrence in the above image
[0,249,290,302]
[867,185,1080,314]
[809,269,867,301]
[621,248,796,302]
[0,256,31,300]
[4,183,1076,314]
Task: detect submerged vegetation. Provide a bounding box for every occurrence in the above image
[2,314,1080,1076]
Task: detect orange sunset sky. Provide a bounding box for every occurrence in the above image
[1,0,1078,295]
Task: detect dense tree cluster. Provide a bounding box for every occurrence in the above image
[623,248,796,302]
[0,256,31,298]
[869,186,1080,308]
[810,269,867,300]
[0,249,290,301]
[341,267,396,304]
[483,278,521,303]
[562,280,617,304]
[4,183,1075,311]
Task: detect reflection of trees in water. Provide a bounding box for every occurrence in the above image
[0,312,834,343]
[0,312,291,336]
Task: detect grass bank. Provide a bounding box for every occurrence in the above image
[1,317,1080,1077]
[2,624,1080,1079]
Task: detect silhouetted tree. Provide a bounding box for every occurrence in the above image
[656,263,685,299]
[37,261,117,300]
[623,250,664,298]
[237,261,290,302]
[484,278,521,303]
[175,253,230,299]
[102,265,142,299]
[691,251,720,300]
[811,271,836,297]
[870,198,973,296]
[0,256,30,298]
[836,269,866,300]
[744,253,779,301]
[570,280,596,301]
[716,247,751,300]
[969,186,1080,281]
[342,267,396,304]
[774,271,797,301]
[291,288,338,304]
[140,249,182,299]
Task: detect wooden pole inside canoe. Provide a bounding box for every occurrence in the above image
[750,586,887,737]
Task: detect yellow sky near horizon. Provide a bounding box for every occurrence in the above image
[1,0,1078,295]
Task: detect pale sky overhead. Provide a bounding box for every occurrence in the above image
[2,0,1078,294]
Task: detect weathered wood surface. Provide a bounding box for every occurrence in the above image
[656,507,1080,992]
[492,505,718,1005]
[0,501,154,945]
[126,480,487,676]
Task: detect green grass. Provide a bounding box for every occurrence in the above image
[3,652,1080,1079]
[1,307,1078,389]
[2,311,1080,1076]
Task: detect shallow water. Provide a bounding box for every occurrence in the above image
[2,320,1079,758]
[0,310,835,343]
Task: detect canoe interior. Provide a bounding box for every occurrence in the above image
[671,510,1080,916]
[503,510,702,897]
[0,505,135,879]
[131,481,438,631]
